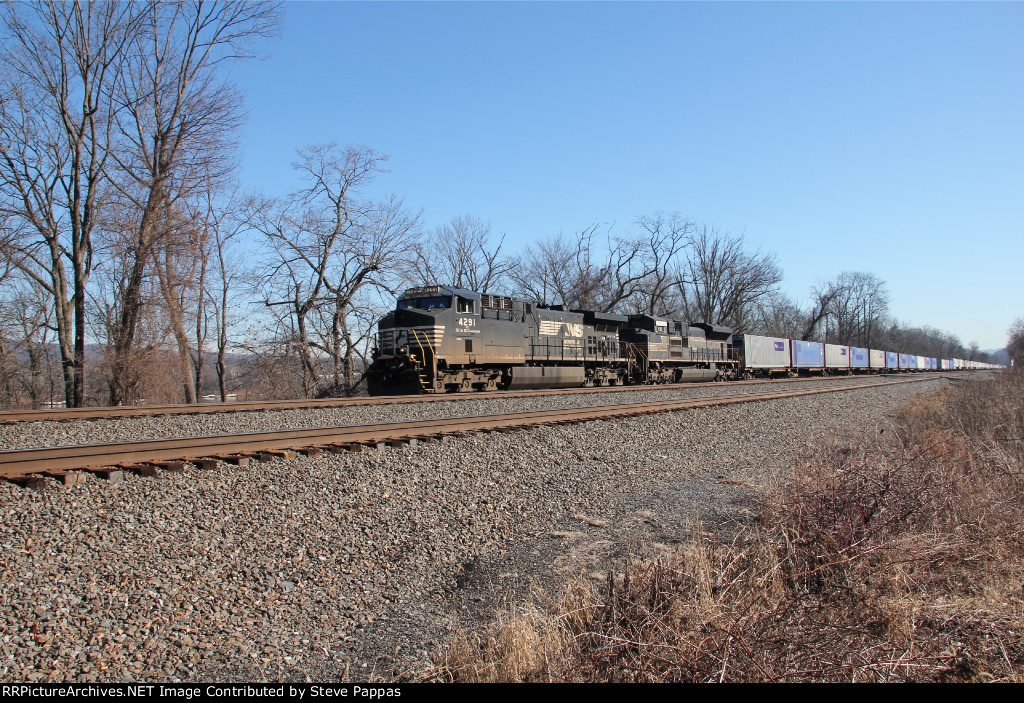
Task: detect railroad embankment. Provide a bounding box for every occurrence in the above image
[0,375,987,682]
[433,372,1024,682]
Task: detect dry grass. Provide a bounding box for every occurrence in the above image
[429,371,1024,682]
[573,514,609,528]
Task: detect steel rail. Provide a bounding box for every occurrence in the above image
[0,373,927,425]
[0,376,934,479]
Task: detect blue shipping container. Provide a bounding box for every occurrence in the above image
[850,347,869,368]
[886,351,899,369]
[792,340,825,368]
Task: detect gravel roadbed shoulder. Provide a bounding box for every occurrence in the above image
[0,377,947,682]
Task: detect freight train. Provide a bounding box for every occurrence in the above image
[365,285,999,395]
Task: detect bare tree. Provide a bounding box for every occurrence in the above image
[151,205,206,403]
[509,230,592,307]
[408,214,513,293]
[103,0,280,405]
[597,230,670,314]
[0,269,54,408]
[510,224,666,313]
[0,0,140,406]
[251,144,420,397]
[630,212,693,316]
[749,291,807,339]
[799,280,842,341]
[320,195,420,394]
[676,225,783,329]
[816,271,890,346]
[1007,317,1024,369]
[870,319,967,358]
[204,189,248,401]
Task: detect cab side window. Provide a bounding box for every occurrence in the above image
[457,297,474,313]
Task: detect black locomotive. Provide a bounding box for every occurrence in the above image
[366,285,738,395]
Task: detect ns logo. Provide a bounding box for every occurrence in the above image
[540,320,583,338]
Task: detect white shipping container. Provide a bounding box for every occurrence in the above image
[869,349,886,369]
[740,334,790,368]
[825,344,851,369]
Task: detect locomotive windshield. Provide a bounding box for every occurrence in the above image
[397,295,452,310]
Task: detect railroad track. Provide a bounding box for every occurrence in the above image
[0,372,937,424]
[0,375,936,489]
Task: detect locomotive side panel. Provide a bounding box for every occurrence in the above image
[530,308,587,363]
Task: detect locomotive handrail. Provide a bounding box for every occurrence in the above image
[409,329,436,391]
[410,328,435,357]
[625,342,648,381]
[626,342,648,364]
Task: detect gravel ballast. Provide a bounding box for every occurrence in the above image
[2,376,913,451]
[1,377,948,681]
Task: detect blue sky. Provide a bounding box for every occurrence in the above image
[228,1,1023,349]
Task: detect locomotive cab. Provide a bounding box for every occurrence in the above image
[366,285,458,395]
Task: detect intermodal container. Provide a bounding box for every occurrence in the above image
[825,344,851,370]
[792,340,825,368]
[850,347,869,369]
[738,334,790,369]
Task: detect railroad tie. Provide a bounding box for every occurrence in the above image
[42,470,86,487]
[188,458,220,470]
[83,467,125,483]
[242,451,279,463]
[326,443,362,454]
[262,449,298,460]
[215,454,251,466]
[120,464,161,477]
[5,475,47,492]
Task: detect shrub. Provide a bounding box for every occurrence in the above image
[430,372,1024,682]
